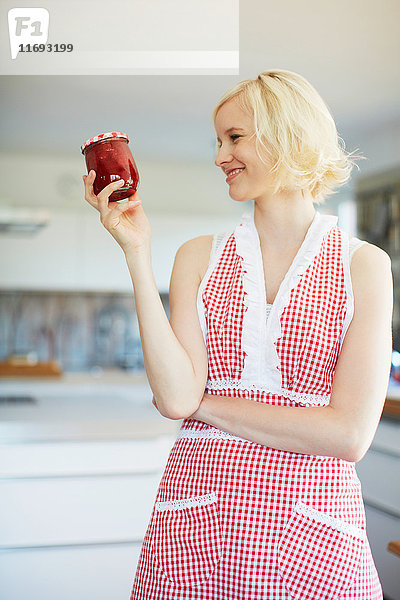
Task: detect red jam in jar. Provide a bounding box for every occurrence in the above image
[81,132,139,201]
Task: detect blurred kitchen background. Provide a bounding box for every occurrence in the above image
[1,0,400,599]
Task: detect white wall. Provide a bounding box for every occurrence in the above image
[1,118,399,293]
[349,117,400,175]
[326,118,400,234]
[0,151,245,291]
[0,151,244,218]
[0,152,245,292]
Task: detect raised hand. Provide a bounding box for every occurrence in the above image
[83,169,152,254]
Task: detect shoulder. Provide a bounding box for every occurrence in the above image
[350,242,393,310]
[350,241,391,275]
[174,235,214,283]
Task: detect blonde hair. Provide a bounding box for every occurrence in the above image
[212,69,366,205]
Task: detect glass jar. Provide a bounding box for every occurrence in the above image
[81,131,139,202]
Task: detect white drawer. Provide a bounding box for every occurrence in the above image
[0,435,175,477]
[0,542,142,600]
[0,473,160,548]
[365,504,400,600]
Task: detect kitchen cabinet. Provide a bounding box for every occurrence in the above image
[0,211,239,293]
[1,441,171,546]
[0,437,177,600]
[0,213,80,290]
[0,377,180,600]
[0,545,142,600]
[356,416,400,600]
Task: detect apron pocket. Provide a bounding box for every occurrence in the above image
[152,491,222,588]
[278,501,365,600]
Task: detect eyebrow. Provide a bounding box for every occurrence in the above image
[216,127,245,142]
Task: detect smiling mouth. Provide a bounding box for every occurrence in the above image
[226,168,244,183]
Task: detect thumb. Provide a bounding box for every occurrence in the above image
[127,189,140,202]
[115,198,141,212]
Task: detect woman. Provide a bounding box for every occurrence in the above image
[83,70,392,599]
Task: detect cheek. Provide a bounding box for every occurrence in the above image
[252,164,271,181]
[251,143,274,170]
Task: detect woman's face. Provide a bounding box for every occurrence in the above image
[214,98,275,203]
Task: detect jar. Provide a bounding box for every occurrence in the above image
[80,132,139,202]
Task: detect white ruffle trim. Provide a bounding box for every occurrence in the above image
[234,213,267,385]
[196,230,233,347]
[339,230,355,354]
[178,426,250,444]
[234,210,338,392]
[280,388,330,407]
[295,501,366,539]
[205,378,330,406]
[206,378,279,392]
[155,491,218,512]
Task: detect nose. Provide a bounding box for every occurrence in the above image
[214,144,233,168]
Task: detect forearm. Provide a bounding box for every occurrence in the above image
[193,394,356,461]
[125,247,201,419]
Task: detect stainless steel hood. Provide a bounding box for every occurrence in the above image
[0,206,50,235]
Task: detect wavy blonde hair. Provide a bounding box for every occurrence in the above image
[212,69,366,205]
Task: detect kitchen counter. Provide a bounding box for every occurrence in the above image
[0,368,149,386]
[0,371,181,443]
[0,369,180,600]
[1,372,400,444]
[384,379,400,419]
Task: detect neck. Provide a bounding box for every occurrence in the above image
[253,189,317,253]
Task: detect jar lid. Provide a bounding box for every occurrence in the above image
[80,131,129,154]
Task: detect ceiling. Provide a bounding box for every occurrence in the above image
[1,0,399,164]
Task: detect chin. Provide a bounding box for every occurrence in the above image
[228,189,250,203]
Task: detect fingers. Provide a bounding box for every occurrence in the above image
[83,170,98,206]
[100,196,141,230]
[83,171,137,219]
[97,178,127,212]
[113,198,141,215]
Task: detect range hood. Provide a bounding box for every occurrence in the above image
[0,206,50,235]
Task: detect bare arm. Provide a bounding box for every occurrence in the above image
[190,243,393,462]
[127,236,210,420]
[83,170,210,420]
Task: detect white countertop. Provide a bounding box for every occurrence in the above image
[0,368,149,386]
[0,370,182,443]
[1,371,399,444]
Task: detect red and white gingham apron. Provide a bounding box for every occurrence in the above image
[130,210,383,600]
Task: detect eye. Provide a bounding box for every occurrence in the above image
[216,134,242,149]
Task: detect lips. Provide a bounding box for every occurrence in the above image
[225,168,244,183]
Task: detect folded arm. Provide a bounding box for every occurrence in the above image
[190,243,393,462]
[147,234,212,419]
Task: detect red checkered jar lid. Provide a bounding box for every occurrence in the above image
[80,131,129,154]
